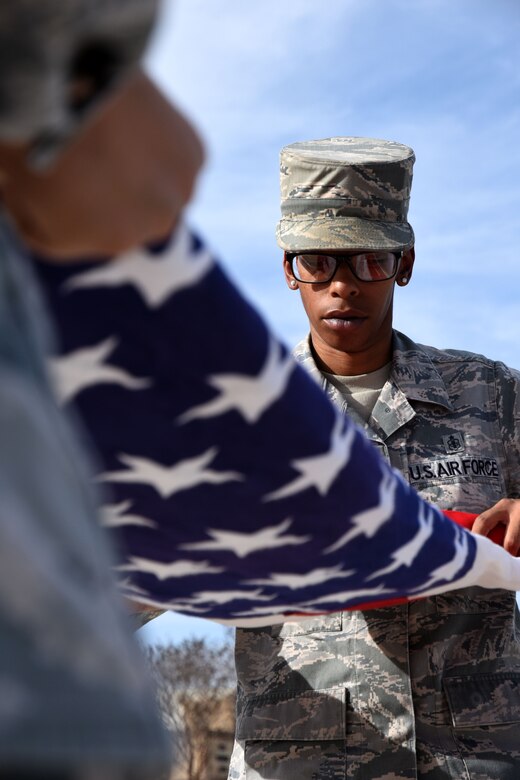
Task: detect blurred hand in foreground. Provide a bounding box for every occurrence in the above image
[0,69,204,260]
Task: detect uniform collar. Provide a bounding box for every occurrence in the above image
[293,335,325,384]
[294,331,453,441]
[390,330,453,411]
[294,331,452,409]
[293,335,347,410]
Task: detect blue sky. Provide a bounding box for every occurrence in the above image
[140,0,520,646]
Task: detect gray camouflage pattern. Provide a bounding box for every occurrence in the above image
[229,330,520,780]
[0,1,170,772]
[0,218,171,773]
[276,137,415,252]
[0,0,158,167]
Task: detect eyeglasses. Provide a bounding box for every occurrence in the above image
[287,251,402,284]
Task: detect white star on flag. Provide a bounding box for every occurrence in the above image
[49,337,151,403]
[100,500,157,529]
[264,413,356,501]
[117,577,150,599]
[99,447,243,498]
[305,584,392,608]
[180,518,310,558]
[325,468,398,553]
[174,589,275,606]
[117,558,225,581]
[412,526,470,592]
[246,565,356,589]
[178,336,295,424]
[367,502,435,580]
[63,224,214,308]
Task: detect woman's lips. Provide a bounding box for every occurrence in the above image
[323,311,367,330]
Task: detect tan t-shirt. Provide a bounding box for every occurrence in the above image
[323,362,392,426]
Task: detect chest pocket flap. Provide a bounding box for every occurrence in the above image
[237,687,345,741]
[444,673,520,728]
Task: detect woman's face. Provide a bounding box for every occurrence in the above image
[283,248,415,375]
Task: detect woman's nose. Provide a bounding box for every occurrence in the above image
[329,263,360,296]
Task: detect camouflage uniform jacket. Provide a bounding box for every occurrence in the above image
[230,330,520,780]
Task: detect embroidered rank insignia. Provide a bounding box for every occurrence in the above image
[442,432,465,454]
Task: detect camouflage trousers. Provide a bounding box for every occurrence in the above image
[230,592,520,780]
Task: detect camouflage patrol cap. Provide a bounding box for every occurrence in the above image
[276,137,415,252]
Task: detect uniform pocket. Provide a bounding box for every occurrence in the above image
[435,587,515,615]
[237,687,345,741]
[401,438,505,515]
[238,688,346,780]
[444,673,520,728]
[443,674,520,779]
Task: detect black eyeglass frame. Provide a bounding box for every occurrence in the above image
[286,250,403,284]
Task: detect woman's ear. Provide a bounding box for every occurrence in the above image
[283,253,298,289]
[396,246,415,286]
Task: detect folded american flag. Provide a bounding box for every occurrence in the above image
[32,224,520,625]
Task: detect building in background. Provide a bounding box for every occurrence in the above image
[146,638,236,780]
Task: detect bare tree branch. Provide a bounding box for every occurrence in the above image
[146,635,236,780]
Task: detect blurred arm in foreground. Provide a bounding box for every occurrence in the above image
[0,2,205,777]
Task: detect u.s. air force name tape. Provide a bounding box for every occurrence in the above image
[408,456,499,483]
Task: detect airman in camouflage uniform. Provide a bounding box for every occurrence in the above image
[229,138,520,780]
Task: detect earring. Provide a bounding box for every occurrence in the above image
[400,276,409,285]
[290,280,297,288]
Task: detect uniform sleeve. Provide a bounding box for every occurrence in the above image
[0,0,158,167]
[29,224,520,625]
[495,361,520,498]
[0,220,171,767]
